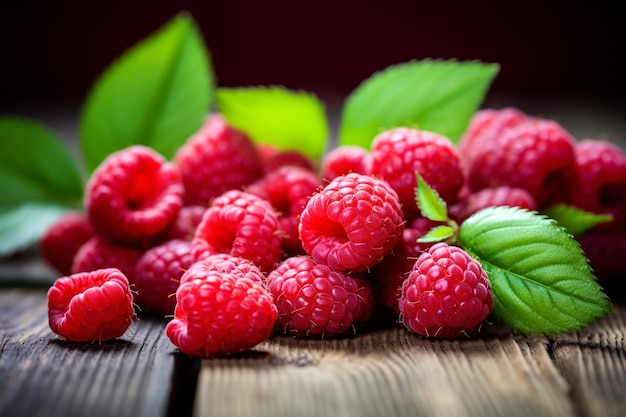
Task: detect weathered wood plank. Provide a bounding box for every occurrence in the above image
[194,325,575,417]
[551,305,626,417]
[0,289,181,417]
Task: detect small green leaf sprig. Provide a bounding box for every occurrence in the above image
[414,173,613,336]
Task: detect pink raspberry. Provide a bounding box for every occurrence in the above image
[567,139,626,231]
[298,173,404,273]
[465,118,577,208]
[449,186,537,223]
[399,242,493,338]
[165,261,277,357]
[266,255,364,338]
[458,107,530,164]
[370,127,464,215]
[174,114,264,206]
[85,145,184,245]
[320,145,372,181]
[39,211,96,275]
[47,268,135,342]
[133,239,195,315]
[246,166,322,255]
[191,190,282,272]
[72,236,143,283]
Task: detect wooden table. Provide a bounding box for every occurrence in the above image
[1,250,625,417]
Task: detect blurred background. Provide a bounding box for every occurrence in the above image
[1,0,624,145]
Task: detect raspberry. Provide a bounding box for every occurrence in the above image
[320,145,372,181]
[72,236,143,283]
[465,118,577,208]
[246,166,322,255]
[458,107,529,164]
[399,242,493,338]
[577,231,626,300]
[165,261,277,357]
[184,253,266,286]
[39,211,95,275]
[298,173,404,272]
[257,143,316,173]
[266,255,363,338]
[567,139,626,231]
[133,239,194,315]
[162,205,207,241]
[449,186,537,223]
[47,268,135,342]
[85,145,184,245]
[370,127,464,215]
[174,114,264,206]
[191,190,282,272]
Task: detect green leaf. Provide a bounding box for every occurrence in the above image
[216,86,329,162]
[542,204,613,236]
[0,117,83,255]
[80,12,213,173]
[458,206,612,335]
[415,172,448,222]
[418,225,455,243]
[0,203,71,256]
[338,59,499,148]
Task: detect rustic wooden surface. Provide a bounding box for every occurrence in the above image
[1,267,625,417]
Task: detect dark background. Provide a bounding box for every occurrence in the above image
[1,0,624,141]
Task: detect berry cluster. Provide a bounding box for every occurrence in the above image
[42,108,625,354]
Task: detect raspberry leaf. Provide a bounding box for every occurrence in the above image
[418,225,455,243]
[338,59,499,148]
[542,204,613,236]
[0,117,83,255]
[415,173,448,222]
[80,12,213,173]
[216,86,329,162]
[458,206,612,335]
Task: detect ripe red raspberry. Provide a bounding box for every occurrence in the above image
[266,255,364,338]
[39,211,96,275]
[72,236,143,283]
[449,186,537,223]
[257,143,316,173]
[47,268,135,342]
[320,145,372,181]
[184,253,266,286]
[246,166,322,255]
[298,173,404,273]
[567,139,626,231]
[174,114,264,206]
[133,239,194,315]
[191,190,282,272]
[370,127,464,215]
[162,205,206,241]
[399,242,493,338]
[458,107,529,163]
[165,261,277,357]
[465,118,577,208]
[85,145,184,245]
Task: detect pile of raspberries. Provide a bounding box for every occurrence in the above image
[42,109,626,356]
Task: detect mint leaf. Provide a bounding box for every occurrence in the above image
[80,12,213,173]
[216,86,329,162]
[338,59,499,149]
[458,206,612,335]
[415,172,448,222]
[542,204,613,236]
[418,225,455,243]
[0,117,83,255]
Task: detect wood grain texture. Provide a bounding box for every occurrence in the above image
[0,289,179,417]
